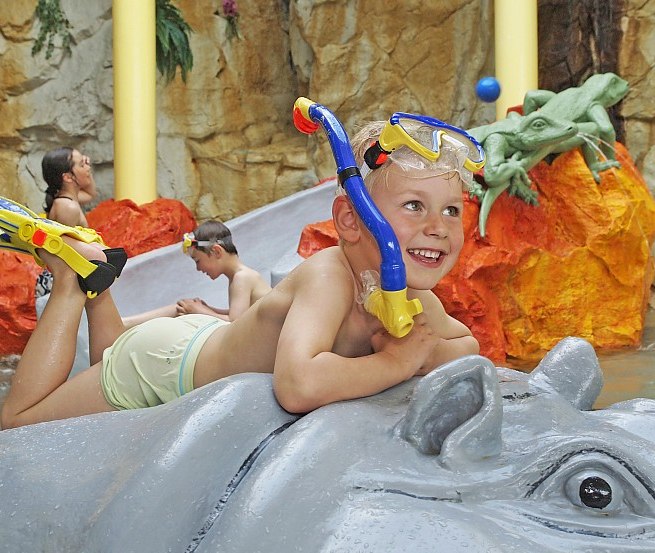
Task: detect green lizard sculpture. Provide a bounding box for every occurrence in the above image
[468,111,578,237]
[522,72,629,182]
[468,72,629,237]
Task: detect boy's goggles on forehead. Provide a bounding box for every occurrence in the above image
[182,232,216,254]
[362,113,485,177]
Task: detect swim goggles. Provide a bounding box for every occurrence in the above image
[360,113,485,180]
[182,232,219,255]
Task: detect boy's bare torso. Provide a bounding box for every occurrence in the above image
[228,266,272,307]
[193,246,380,388]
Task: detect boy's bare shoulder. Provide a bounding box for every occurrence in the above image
[254,246,356,324]
[410,288,473,338]
[233,265,265,285]
[410,288,445,307]
[409,288,449,318]
[295,246,351,275]
[282,246,354,294]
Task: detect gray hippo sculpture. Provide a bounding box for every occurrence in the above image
[1,337,654,552]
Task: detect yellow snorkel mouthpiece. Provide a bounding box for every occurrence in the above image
[364,288,423,338]
[358,270,423,338]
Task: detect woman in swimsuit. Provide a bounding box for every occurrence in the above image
[36,147,98,297]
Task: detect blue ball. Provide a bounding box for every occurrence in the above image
[475,77,501,103]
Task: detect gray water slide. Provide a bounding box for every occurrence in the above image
[113,179,336,315]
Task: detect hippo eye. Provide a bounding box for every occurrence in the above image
[580,476,612,508]
[527,450,655,518]
[564,471,622,512]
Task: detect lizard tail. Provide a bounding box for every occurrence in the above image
[478,183,510,238]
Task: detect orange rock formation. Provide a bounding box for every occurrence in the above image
[86,198,196,257]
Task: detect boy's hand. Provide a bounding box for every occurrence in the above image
[370,316,437,378]
[176,298,207,314]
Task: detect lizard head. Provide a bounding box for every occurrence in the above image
[515,112,578,150]
[583,72,630,107]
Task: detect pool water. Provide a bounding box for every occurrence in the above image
[593,308,655,408]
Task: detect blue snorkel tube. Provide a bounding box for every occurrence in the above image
[293,97,422,338]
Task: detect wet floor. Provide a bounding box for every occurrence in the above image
[1,312,654,417]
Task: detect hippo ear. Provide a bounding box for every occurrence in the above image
[529,337,603,411]
[397,356,502,467]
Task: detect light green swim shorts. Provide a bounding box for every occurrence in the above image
[101,313,228,410]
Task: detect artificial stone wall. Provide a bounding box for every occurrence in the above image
[538,0,655,186]
[618,0,655,187]
[0,0,653,222]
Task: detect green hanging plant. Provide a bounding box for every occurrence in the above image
[32,0,73,59]
[156,0,194,83]
[32,0,194,84]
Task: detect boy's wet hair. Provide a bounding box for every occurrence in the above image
[350,120,473,192]
[193,220,238,255]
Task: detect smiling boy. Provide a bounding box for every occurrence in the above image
[2,116,479,428]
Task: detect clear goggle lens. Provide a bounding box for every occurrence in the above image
[361,113,485,180]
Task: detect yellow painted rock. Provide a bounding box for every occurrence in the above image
[437,143,655,362]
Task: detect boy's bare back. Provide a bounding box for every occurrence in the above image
[193,245,369,387]
[226,265,273,319]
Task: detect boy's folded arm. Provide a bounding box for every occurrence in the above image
[272,270,416,414]
[411,290,480,374]
[274,348,417,414]
[416,334,480,376]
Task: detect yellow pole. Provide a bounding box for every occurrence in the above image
[494,0,538,120]
[112,0,157,203]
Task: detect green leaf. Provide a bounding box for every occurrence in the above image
[32,0,193,84]
[32,0,73,59]
[155,0,194,84]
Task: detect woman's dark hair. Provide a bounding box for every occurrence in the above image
[42,147,74,213]
[194,220,238,255]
